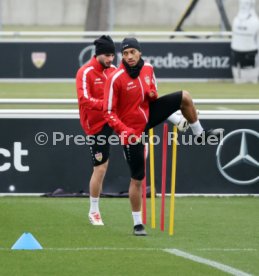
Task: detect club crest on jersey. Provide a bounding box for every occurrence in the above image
[31,52,47,69]
[144,76,150,85]
[95,152,103,162]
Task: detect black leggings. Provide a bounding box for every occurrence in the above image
[146,91,182,130]
[124,91,182,180]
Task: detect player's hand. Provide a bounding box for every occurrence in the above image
[120,128,141,145]
[146,90,158,100]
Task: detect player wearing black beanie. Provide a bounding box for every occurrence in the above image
[94,35,115,56]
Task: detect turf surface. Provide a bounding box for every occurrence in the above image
[0,197,258,276]
[0,80,258,275]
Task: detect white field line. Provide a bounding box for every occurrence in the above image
[196,248,256,252]
[0,246,255,275]
[0,78,231,83]
[0,247,161,251]
[1,193,259,197]
[216,106,233,111]
[45,247,160,251]
[0,247,257,252]
[164,249,252,276]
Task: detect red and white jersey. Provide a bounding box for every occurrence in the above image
[103,61,158,137]
[76,56,116,135]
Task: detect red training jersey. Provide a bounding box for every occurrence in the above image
[103,61,158,141]
[76,56,116,135]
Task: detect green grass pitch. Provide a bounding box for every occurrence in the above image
[0,81,258,110]
[0,197,258,275]
[0,81,258,275]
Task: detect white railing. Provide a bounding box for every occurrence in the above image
[0,99,258,105]
[0,109,258,119]
[194,99,259,104]
[0,99,78,104]
[0,31,232,39]
[0,99,258,119]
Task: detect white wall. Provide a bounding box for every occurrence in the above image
[1,0,259,27]
[114,0,259,26]
[1,0,88,25]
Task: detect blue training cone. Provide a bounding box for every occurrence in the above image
[11,232,43,250]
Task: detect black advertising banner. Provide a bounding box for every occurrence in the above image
[0,41,232,79]
[0,116,258,194]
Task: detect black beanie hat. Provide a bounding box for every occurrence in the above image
[94,35,115,56]
[121,37,141,52]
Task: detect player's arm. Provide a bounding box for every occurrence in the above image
[76,69,103,111]
[103,75,136,141]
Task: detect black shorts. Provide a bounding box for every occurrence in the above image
[231,49,258,68]
[124,91,182,180]
[87,123,113,166]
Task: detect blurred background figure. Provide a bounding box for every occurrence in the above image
[231,0,259,84]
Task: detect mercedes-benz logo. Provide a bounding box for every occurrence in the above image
[216,129,259,185]
[78,45,95,67]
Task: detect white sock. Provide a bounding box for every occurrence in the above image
[89,196,100,214]
[167,112,181,125]
[132,211,142,226]
[190,120,204,136]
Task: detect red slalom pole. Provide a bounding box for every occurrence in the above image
[142,176,147,225]
[142,143,147,225]
[160,123,168,231]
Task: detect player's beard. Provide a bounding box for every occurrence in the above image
[99,59,111,69]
